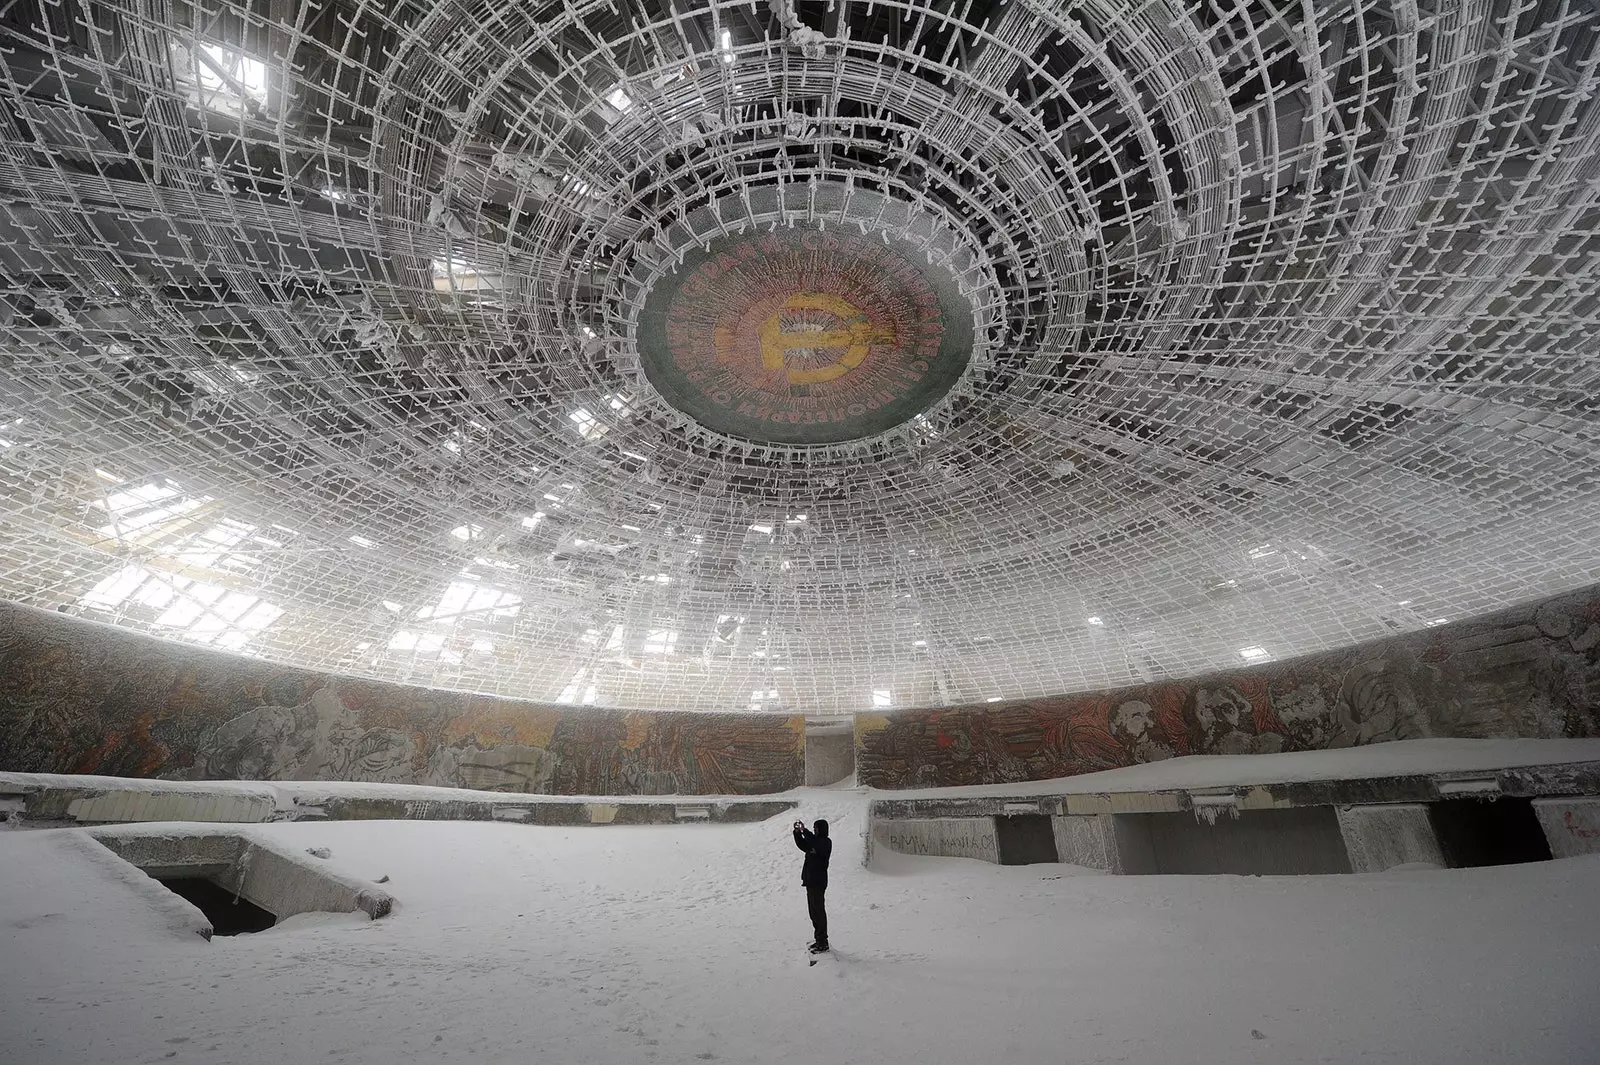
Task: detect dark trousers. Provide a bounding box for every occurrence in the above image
[806,885,828,946]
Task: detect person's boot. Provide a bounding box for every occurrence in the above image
[808,941,829,954]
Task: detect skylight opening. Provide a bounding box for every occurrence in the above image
[449,524,483,542]
[165,519,258,570]
[871,689,892,709]
[569,407,608,440]
[1087,616,1105,626]
[431,258,499,293]
[642,628,678,654]
[719,28,735,64]
[520,513,546,530]
[94,468,121,482]
[95,481,210,540]
[604,86,633,112]
[99,481,178,510]
[173,41,267,114]
[416,580,522,623]
[348,534,377,549]
[80,565,154,609]
[1238,645,1272,663]
[473,555,518,572]
[78,564,282,648]
[388,630,446,654]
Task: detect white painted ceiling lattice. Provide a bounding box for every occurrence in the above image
[1,0,1598,713]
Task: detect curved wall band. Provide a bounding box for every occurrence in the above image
[1,586,1597,794]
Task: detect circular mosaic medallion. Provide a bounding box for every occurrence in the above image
[635,227,975,445]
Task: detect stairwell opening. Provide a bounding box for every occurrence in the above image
[156,877,277,935]
[1428,798,1553,868]
[995,814,1060,865]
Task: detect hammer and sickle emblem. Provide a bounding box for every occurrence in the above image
[758,293,895,385]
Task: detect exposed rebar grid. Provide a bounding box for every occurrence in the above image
[1,0,1598,713]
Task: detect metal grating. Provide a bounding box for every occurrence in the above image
[0,0,1598,713]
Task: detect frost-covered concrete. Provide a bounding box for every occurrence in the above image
[1050,814,1120,871]
[1531,798,1600,859]
[5,791,1600,1065]
[1337,803,1446,872]
[871,816,998,863]
[90,828,395,922]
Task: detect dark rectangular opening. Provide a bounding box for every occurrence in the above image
[157,877,277,935]
[995,814,1059,865]
[1116,807,1352,875]
[1428,798,1552,868]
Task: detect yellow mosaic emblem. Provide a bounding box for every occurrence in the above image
[757,294,896,384]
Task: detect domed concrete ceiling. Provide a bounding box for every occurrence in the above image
[1,0,1598,713]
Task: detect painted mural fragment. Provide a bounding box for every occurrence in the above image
[856,585,1600,788]
[0,603,804,795]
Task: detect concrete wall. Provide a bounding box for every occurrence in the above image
[1337,803,1445,872]
[858,583,1600,788]
[1532,797,1600,858]
[872,817,999,864]
[0,602,804,794]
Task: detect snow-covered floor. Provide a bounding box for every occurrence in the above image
[3,790,1599,1065]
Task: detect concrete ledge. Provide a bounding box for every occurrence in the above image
[4,782,275,825]
[310,797,797,826]
[0,774,796,828]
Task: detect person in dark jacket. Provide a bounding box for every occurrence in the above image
[793,818,831,952]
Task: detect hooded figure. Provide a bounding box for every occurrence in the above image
[793,818,831,952]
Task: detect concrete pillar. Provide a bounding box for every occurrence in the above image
[1336,803,1444,872]
[1531,798,1600,858]
[872,817,999,864]
[1051,814,1119,872]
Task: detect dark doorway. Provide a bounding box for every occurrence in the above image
[1115,808,1352,875]
[1428,798,1552,868]
[157,877,277,935]
[995,814,1059,865]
